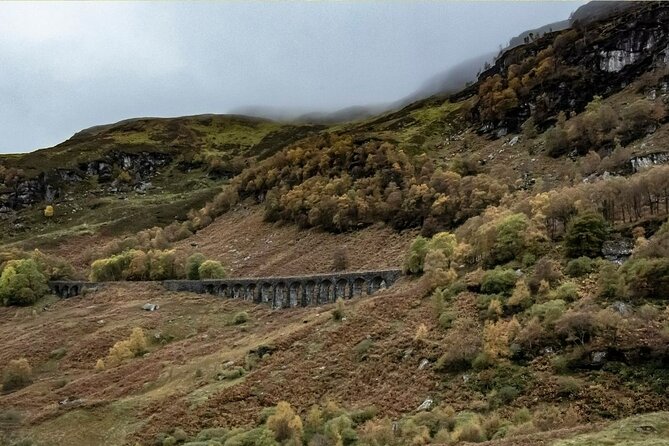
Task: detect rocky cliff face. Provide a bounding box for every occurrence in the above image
[458,2,669,133]
[0,151,172,211]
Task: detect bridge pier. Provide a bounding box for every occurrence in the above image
[49,282,101,298]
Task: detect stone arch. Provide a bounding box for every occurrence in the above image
[335,278,349,300]
[289,282,302,307]
[318,279,334,304]
[303,281,316,306]
[353,277,366,296]
[219,284,229,297]
[274,282,288,309]
[246,283,258,302]
[205,284,216,295]
[233,284,244,298]
[370,276,386,294]
[260,282,273,304]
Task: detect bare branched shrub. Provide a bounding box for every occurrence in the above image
[332,247,349,272]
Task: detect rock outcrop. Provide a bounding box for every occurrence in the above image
[0,151,172,209]
[455,2,669,133]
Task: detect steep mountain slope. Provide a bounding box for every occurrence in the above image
[0,115,321,244]
[2,2,669,446]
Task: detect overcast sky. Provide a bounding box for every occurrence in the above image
[0,1,583,154]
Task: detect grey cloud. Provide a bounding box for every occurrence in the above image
[0,1,583,153]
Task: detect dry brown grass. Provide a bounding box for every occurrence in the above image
[172,207,417,277]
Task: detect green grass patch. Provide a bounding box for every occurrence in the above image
[554,412,669,445]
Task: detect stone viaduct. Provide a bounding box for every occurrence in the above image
[49,269,403,309]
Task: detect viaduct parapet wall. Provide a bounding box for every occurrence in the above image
[49,269,403,309]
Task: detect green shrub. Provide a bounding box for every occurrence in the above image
[173,428,188,442]
[508,280,532,309]
[598,262,623,299]
[148,250,179,280]
[545,120,569,157]
[513,407,532,424]
[476,293,496,312]
[184,442,222,446]
[637,303,660,321]
[436,318,481,372]
[323,415,357,446]
[218,367,245,380]
[258,407,277,425]
[105,327,148,367]
[533,405,562,431]
[551,282,579,302]
[555,376,582,397]
[2,358,32,391]
[429,232,458,257]
[438,310,456,330]
[482,413,503,440]
[233,311,249,325]
[354,339,374,361]
[266,401,303,443]
[566,257,595,277]
[454,419,486,443]
[621,258,669,300]
[0,259,48,306]
[31,250,76,280]
[49,347,67,360]
[89,252,132,281]
[357,418,400,445]
[350,406,378,425]
[551,355,571,374]
[564,212,609,258]
[529,299,567,327]
[431,288,445,317]
[522,253,537,268]
[481,268,517,296]
[404,236,429,274]
[491,213,530,265]
[196,428,229,441]
[198,260,227,279]
[472,352,493,370]
[488,385,519,408]
[125,250,150,280]
[223,427,278,446]
[618,98,666,144]
[411,405,456,435]
[0,408,22,426]
[442,281,467,299]
[90,249,181,281]
[186,253,207,280]
[404,232,457,276]
[451,154,481,176]
[332,298,345,321]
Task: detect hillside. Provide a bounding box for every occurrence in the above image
[0,115,321,244]
[2,2,669,446]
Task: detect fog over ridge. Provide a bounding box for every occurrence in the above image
[0,1,584,153]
